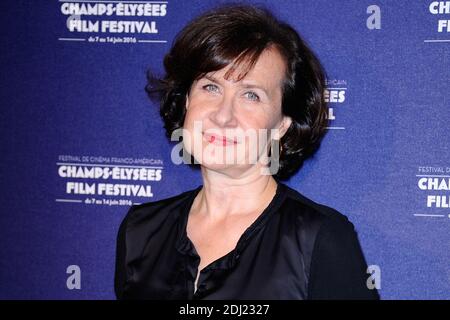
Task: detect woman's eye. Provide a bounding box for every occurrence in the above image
[201,84,259,102]
[245,91,260,102]
[202,84,219,93]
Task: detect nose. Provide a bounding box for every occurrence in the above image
[210,92,238,128]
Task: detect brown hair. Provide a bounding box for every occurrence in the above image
[146,3,329,180]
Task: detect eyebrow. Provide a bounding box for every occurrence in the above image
[203,74,270,96]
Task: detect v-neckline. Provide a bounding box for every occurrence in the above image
[176,181,287,293]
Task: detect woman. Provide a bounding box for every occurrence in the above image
[115,4,379,300]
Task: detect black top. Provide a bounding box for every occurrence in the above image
[114,181,379,300]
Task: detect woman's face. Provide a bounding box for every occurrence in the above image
[182,46,292,177]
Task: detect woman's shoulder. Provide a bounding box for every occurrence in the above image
[123,185,201,226]
[279,183,378,299]
[280,182,354,231]
[279,183,360,262]
[115,186,201,263]
[117,186,201,244]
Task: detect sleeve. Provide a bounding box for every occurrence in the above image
[114,205,136,300]
[307,218,380,300]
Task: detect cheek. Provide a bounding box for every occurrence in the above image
[184,103,207,128]
[239,112,282,152]
[239,112,276,132]
[182,102,210,150]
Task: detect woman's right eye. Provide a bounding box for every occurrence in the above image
[202,84,219,93]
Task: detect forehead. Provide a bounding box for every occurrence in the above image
[208,47,287,91]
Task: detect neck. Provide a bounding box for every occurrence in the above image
[192,168,279,221]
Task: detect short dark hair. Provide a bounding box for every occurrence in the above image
[146,3,329,180]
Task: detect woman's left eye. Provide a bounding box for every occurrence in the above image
[245,91,260,102]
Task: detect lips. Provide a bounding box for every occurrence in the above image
[203,132,238,146]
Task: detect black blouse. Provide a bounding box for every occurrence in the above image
[114,181,379,300]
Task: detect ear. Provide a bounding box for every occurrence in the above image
[278,116,292,139]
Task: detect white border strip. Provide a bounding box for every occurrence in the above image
[415,174,450,177]
[138,40,167,43]
[413,214,445,218]
[424,39,450,43]
[58,1,168,3]
[58,38,86,41]
[56,162,163,169]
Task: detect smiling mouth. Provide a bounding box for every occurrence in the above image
[203,132,239,146]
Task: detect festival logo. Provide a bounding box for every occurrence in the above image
[425,1,450,43]
[56,154,163,206]
[415,166,450,219]
[58,0,168,44]
[325,79,347,130]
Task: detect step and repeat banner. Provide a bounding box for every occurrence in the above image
[0,0,449,299]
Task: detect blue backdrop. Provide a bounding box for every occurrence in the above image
[1,0,449,299]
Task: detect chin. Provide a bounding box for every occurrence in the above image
[200,163,254,178]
